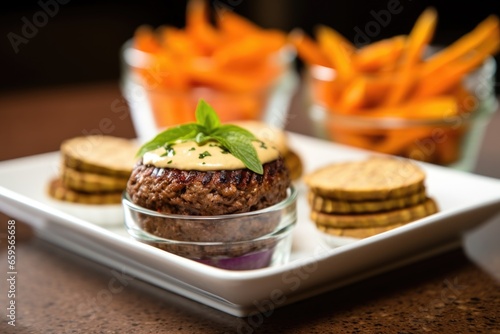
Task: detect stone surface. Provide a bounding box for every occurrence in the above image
[0,217,499,333]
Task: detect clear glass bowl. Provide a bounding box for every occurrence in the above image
[120,41,298,142]
[307,57,497,171]
[122,187,297,270]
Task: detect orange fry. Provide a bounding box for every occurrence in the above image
[216,10,260,37]
[354,36,406,72]
[404,8,438,64]
[289,29,330,67]
[213,31,286,67]
[422,15,500,77]
[186,0,220,53]
[133,25,160,53]
[384,8,437,106]
[363,74,393,107]
[325,126,376,148]
[414,36,500,98]
[188,65,263,92]
[373,128,433,155]
[317,25,356,79]
[158,27,200,57]
[338,77,367,111]
[365,96,458,119]
[318,26,356,55]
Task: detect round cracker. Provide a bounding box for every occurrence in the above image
[308,187,427,214]
[317,222,407,239]
[311,197,438,228]
[47,178,122,205]
[304,157,426,201]
[61,136,138,177]
[61,166,129,193]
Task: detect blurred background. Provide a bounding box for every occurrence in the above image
[1,0,500,92]
[2,0,500,174]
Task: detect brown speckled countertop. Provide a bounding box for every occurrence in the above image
[0,223,499,333]
[0,83,499,333]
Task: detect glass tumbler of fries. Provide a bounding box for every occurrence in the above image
[120,0,297,142]
[293,9,499,170]
[307,58,497,170]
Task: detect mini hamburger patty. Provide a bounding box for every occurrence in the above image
[127,157,290,216]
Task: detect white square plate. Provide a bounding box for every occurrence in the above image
[1,133,500,316]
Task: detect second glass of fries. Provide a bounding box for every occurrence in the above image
[292,8,499,170]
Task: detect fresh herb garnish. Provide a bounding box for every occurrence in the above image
[136,99,263,174]
[199,151,211,159]
[160,144,176,157]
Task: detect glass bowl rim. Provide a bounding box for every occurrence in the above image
[122,186,297,246]
[122,185,298,221]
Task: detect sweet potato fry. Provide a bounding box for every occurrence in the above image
[325,125,375,148]
[363,74,393,107]
[354,36,406,72]
[188,64,267,92]
[319,26,356,55]
[149,93,194,126]
[366,96,458,119]
[422,15,500,77]
[213,31,286,67]
[133,25,160,53]
[216,9,260,38]
[373,128,433,155]
[186,0,220,54]
[157,27,200,57]
[338,77,367,111]
[289,29,330,67]
[317,25,355,79]
[414,35,500,98]
[405,8,438,64]
[383,8,437,106]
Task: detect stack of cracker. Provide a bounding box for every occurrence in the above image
[305,157,439,239]
[48,136,138,205]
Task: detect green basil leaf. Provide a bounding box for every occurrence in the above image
[212,124,258,140]
[136,123,200,157]
[195,99,220,132]
[195,132,212,145]
[212,133,263,174]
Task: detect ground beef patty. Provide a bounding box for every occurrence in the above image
[127,157,290,216]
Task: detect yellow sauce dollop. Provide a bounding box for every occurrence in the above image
[142,140,279,170]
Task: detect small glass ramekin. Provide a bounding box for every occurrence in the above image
[122,187,297,270]
[306,57,497,171]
